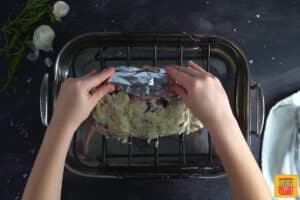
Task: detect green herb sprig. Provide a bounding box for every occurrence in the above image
[0,0,55,93]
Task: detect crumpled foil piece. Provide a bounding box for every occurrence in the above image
[108,66,174,97]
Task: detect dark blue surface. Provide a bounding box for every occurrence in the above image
[1,0,300,199]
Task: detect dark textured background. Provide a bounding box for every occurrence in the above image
[1,0,300,199]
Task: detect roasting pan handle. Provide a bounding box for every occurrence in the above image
[250,83,265,136]
[40,73,49,127]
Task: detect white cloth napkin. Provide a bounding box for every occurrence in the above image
[262,90,300,199]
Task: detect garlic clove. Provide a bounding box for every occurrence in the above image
[52,1,70,21]
[44,57,53,68]
[26,49,40,62]
[33,25,55,52]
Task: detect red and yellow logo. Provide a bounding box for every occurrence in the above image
[274,175,298,198]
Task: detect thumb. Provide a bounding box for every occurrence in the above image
[91,84,115,104]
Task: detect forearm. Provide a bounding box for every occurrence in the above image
[165,62,271,198]
[22,68,114,200]
[22,119,76,200]
[210,117,271,200]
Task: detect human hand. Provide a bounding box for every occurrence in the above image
[51,67,115,130]
[166,60,235,132]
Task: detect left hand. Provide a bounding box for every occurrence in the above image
[51,67,115,130]
[165,61,233,134]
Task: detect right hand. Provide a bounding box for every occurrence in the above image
[165,60,236,132]
[51,67,115,131]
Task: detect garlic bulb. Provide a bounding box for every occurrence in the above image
[52,1,70,21]
[33,25,55,52]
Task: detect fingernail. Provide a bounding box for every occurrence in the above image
[188,60,195,64]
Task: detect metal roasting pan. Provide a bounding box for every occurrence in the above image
[40,33,265,179]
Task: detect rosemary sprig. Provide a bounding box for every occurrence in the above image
[0,0,55,93]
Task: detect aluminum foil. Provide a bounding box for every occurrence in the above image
[107,66,173,97]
